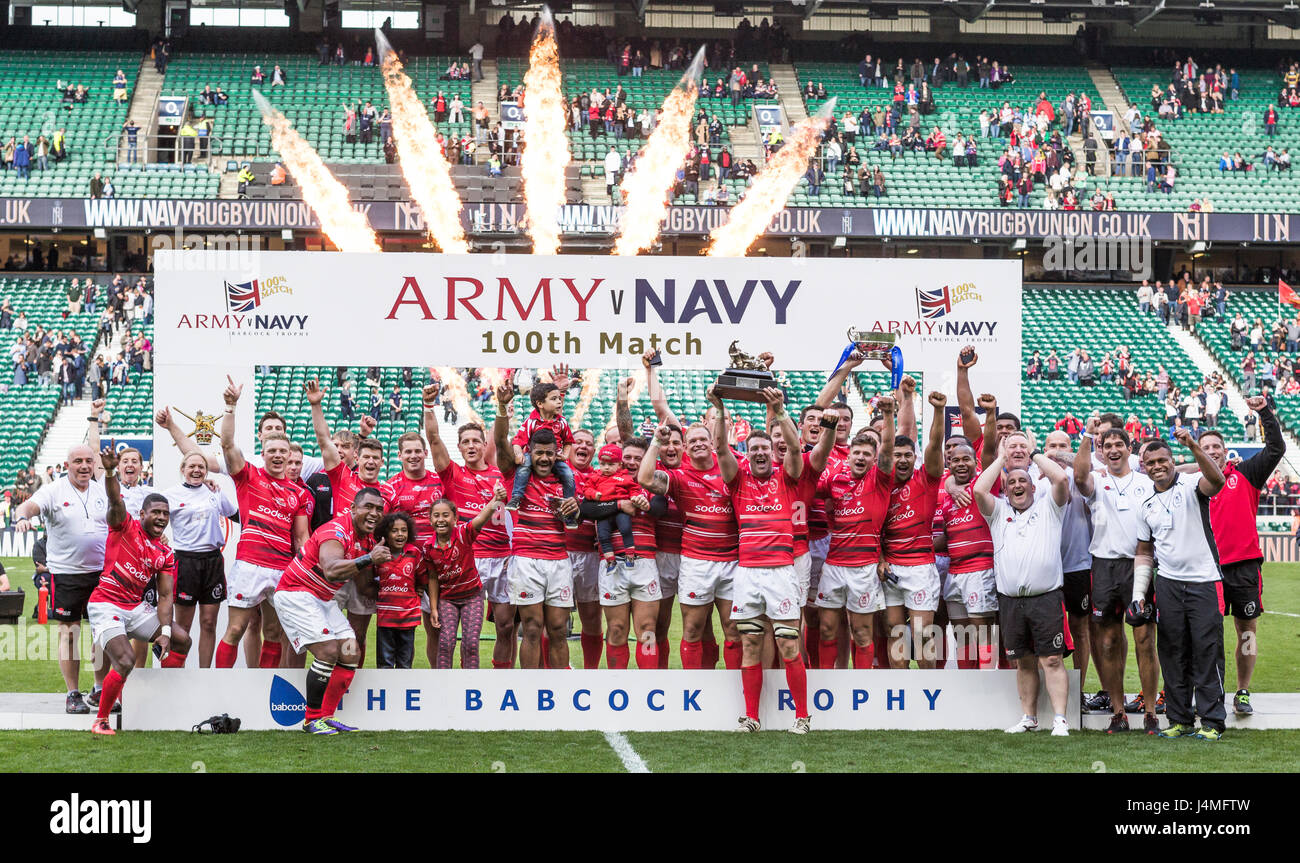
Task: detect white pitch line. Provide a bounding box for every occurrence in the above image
[604,731,651,773]
[1264,610,1300,618]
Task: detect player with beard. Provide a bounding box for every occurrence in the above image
[1180,396,1280,715]
[974,436,1074,737]
[305,379,394,666]
[205,377,311,669]
[934,439,995,668]
[1136,434,1227,740]
[494,380,581,668]
[813,397,895,669]
[599,438,663,669]
[566,428,604,668]
[87,447,191,735]
[421,383,519,667]
[274,487,388,733]
[713,386,832,733]
[880,391,947,669]
[1074,417,1159,733]
[1044,430,1096,689]
[638,420,738,670]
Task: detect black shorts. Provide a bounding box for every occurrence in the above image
[999,589,1073,660]
[175,549,227,606]
[48,572,101,622]
[1090,556,1139,623]
[1062,569,1091,617]
[1220,559,1264,620]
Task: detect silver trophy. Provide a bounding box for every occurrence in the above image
[847,328,897,361]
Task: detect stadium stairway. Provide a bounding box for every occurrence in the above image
[470,59,498,164]
[1166,322,1300,472]
[30,397,94,476]
[118,57,164,164]
[770,64,807,126]
[1087,66,1134,137]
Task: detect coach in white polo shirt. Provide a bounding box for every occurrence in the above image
[13,404,111,714]
[1135,431,1228,741]
[973,434,1073,738]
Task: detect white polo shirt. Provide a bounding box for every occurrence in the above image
[28,476,109,574]
[1085,467,1154,559]
[120,480,152,514]
[986,495,1065,597]
[164,481,237,552]
[1137,473,1222,583]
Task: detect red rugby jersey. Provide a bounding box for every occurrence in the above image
[665,460,738,561]
[792,452,825,557]
[565,465,599,553]
[653,462,684,555]
[882,467,941,565]
[806,443,849,542]
[937,490,995,574]
[277,514,375,603]
[424,522,482,600]
[512,409,575,449]
[727,460,800,567]
[386,470,445,544]
[815,466,893,567]
[231,462,312,568]
[375,545,426,628]
[502,465,568,560]
[610,508,658,560]
[326,461,395,516]
[92,515,175,608]
[437,462,510,559]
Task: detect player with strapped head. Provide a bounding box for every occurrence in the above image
[493,379,581,668]
[1074,416,1160,733]
[87,446,192,735]
[304,378,394,667]
[880,389,947,669]
[421,383,516,666]
[813,396,896,669]
[200,376,312,669]
[1191,395,1282,715]
[273,486,389,734]
[713,384,833,733]
[1135,432,1228,740]
[973,433,1075,737]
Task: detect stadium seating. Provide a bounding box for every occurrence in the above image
[0,276,104,486]
[1113,67,1299,212]
[244,161,581,204]
[1021,287,1244,439]
[0,50,138,198]
[788,63,1102,209]
[165,54,475,162]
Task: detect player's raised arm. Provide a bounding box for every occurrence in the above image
[708,385,738,483]
[156,406,219,472]
[808,399,839,472]
[977,393,999,467]
[876,395,897,475]
[972,452,1004,519]
[955,346,985,442]
[1074,415,1098,497]
[1031,440,1070,506]
[765,387,803,480]
[422,383,453,472]
[87,399,106,479]
[641,350,680,428]
[304,379,341,471]
[219,376,246,476]
[1176,427,1225,497]
[896,374,917,442]
[615,375,635,442]
[638,425,672,495]
[924,391,946,478]
[100,445,126,529]
[1239,395,1284,487]
[493,377,518,475]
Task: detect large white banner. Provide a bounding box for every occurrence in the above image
[123,668,1079,731]
[153,251,1021,479]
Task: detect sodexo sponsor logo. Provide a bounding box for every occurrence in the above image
[269,674,306,726]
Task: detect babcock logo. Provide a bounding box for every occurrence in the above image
[269,674,307,726]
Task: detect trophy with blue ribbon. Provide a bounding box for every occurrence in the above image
[833,328,904,389]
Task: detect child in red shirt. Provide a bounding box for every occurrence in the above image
[507,379,578,525]
[580,444,640,572]
[369,511,426,669]
[426,488,506,668]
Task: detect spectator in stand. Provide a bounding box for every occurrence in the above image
[1055,411,1084,440]
[1076,349,1095,386]
[1242,351,1258,393]
[1137,280,1153,314]
[1265,104,1278,137]
[1045,349,1060,380]
[1026,350,1042,380]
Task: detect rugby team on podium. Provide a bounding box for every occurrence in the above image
[13,346,1277,737]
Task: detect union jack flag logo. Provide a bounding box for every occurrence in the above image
[225,280,261,313]
[916,285,953,319]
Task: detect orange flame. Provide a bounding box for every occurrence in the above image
[436,366,480,426]
[252,91,380,253]
[706,98,837,258]
[521,9,571,256]
[612,48,704,257]
[378,34,469,254]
